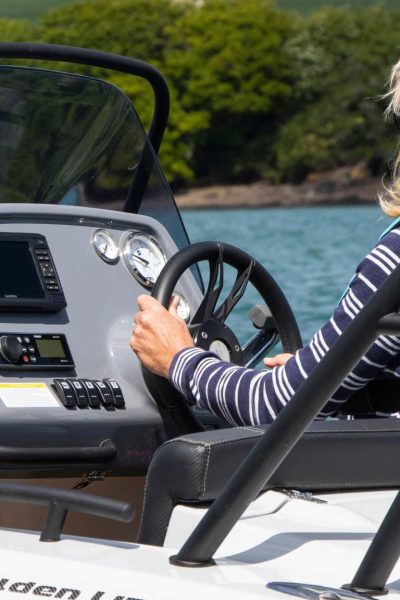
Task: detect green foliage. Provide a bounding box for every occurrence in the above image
[0,18,37,41]
[39,0,187,63]
[37,0,195,182]
[164,0,297,182]
[274,5,400,181]
[0,0,72,20]
[276,0,400,15]
[1,0,398,21]
[0,0,400,186]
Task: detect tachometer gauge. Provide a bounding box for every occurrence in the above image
[92,229,119,264]
[123,233,166,288]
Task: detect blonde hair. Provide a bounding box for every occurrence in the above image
[379,58,400,217]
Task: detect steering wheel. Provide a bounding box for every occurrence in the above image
[142,241,302,437]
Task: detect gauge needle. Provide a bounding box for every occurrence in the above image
[132,254,150,266]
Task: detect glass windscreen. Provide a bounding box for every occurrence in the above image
[0,65,191,252]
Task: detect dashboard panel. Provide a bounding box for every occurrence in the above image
[0,204,202,478]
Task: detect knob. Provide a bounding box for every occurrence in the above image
[0,336,25,363]
[248,304,275,330]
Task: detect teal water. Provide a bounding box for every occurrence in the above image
[182,205,392,348]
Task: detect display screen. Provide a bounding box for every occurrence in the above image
[36,338,65,358]
[0,242,44,299]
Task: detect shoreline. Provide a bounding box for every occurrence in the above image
[174,168,382,210]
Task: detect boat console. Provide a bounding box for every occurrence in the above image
[0,45,210,482]
[0,204,201,478]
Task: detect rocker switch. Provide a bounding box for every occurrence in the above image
[67,379,88,408]
[53,379,76,409]
[93,380,113,408]
[104,379,125,408]
[80,379,101,409]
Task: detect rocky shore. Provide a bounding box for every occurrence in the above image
[175,166,384,209]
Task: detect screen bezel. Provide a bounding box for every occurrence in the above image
[0,240,45,301]
[0,233,66,313]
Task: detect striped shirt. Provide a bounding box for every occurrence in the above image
[168,226,400,426]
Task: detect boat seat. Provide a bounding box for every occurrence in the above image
[138,418,400,546]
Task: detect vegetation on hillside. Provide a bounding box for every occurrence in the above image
[0,0,399,189]
[1,0,399,20]
[276,0,400,15]
[0,0,71,20]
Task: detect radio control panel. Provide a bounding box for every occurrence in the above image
[0,333,74,369]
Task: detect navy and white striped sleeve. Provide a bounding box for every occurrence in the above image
[168,228,400,426]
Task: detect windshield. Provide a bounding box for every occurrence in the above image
[0,65,191,251]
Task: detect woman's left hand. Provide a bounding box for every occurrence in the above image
[263,353,294,368]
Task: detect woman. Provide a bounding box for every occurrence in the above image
[130,59,400,426]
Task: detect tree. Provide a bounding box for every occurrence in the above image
[164,0,297,183]
[0,17,36,41]
[39,0,187,64]
[274,6,400,181]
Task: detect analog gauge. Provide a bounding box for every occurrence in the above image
[92,229,119,264]
[174,293,191,322]
[123,233,166,288]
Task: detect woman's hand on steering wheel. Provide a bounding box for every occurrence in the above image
[131,294,194,378]
[263,353,294,368]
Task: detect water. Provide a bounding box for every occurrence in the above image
[181,205,392,349]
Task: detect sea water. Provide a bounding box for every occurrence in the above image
[182,205,392,349]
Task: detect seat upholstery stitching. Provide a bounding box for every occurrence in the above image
[201,444,212,497]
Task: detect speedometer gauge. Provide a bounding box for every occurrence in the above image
[123,233,166,288]
[92,229,119,263]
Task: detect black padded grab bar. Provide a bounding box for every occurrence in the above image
[0,481,134,541]
[0,440,116,463]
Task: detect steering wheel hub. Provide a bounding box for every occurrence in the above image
[194,319,242,363]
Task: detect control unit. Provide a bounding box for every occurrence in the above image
[0,334,74,369]
[0,233,66,312]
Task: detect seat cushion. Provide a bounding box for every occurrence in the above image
[139,418,400,546]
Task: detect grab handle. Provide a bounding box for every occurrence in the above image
[0,481,134,541]
[0,440,116,463]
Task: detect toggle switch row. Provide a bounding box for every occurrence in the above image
[53,378,125,410]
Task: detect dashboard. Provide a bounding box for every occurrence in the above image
[0,203,201,478]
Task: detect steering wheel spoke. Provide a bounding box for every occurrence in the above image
[213,259,255,322]
[191,244,224,324]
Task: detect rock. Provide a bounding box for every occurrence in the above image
[174,168,382,209]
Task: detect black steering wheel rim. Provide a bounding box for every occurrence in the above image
[142,241,302,437]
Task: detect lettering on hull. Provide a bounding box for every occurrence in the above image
[0,578,144,600]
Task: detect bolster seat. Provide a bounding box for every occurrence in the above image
[139,418,400,546]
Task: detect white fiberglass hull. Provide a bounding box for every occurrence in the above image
[0,490,398,600]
